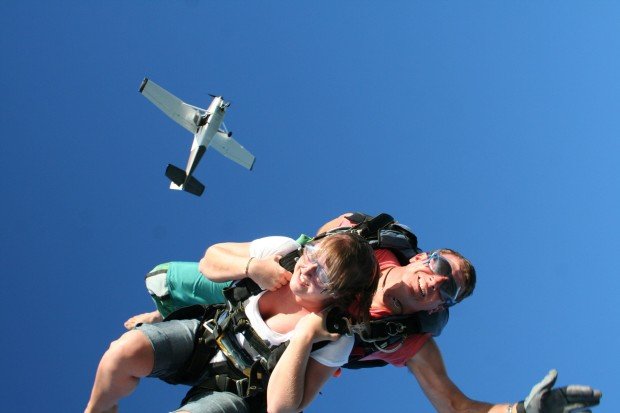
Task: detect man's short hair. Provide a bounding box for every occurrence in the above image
[437,248,476,302]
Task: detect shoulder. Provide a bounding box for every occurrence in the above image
[375,249,401,271]
[309,335,354,367]
[249,236,300,258]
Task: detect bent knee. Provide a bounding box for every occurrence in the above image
[100,330,154,376]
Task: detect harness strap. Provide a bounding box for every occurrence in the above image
[360,316,421,343]
[162,305,222,384]
[179,325,218,382]
[223,278,263,306]
[232,311,272,359]
[358,213,395,238]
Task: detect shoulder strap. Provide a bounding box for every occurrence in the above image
[223,278,264,306]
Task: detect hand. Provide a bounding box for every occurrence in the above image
[248,255,292,291]
[521,369,602,413]
[295,312,341,343]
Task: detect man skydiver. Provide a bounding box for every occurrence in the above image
[316,213,603,413]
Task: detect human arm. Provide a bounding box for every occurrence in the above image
[199,238,294,291]
[408,338,602,413]
[407,338,507,413]
[267,312,345,413]
[199,242,251,281]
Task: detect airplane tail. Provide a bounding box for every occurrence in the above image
[165,164,186,186]
[165,164,205,196]
[183,175,205,196]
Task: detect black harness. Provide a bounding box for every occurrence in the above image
[164,280,287,411]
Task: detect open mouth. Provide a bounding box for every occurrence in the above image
[418,276,426,298]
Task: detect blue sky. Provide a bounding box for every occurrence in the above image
[1,2,617,411]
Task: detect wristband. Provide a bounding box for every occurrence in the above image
[244,257,255,277]
[516,401,526,413]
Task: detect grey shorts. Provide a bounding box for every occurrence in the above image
[175,390,249,413]
[136,320,250,413]
[137,319,202,385]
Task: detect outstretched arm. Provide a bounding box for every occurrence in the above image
[267,313,342,413]
[408,338,602,413]
[199,241,292,291]
[407,338,502,413]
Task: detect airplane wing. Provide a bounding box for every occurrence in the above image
[139,78,203,134]
[210,131,256,170]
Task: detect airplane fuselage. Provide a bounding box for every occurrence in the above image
[194,96,227,149]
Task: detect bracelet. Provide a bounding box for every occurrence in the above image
[244,257,255,277]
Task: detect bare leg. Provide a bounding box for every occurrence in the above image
[124,310,163,330]
[85,330,154,413]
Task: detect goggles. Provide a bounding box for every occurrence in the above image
[301,243,333,290]
[424,251,461,308]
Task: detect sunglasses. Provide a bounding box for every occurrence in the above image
[424,251,461,308]
[300,243,333,290]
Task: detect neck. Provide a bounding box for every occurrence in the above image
[296,295,330,314]
[372,266,400,309]
[269,287,326,314]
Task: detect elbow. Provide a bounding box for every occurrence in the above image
[267,404,301,413]
[198,246,217,278]
[198,256,209,278]
[266,391,303,413]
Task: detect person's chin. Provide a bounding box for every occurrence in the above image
[289,276,304,292]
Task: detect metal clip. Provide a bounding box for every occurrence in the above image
[384,321,405,336]
[373,335,405,354]
[199,319,218,344]
[235,378,248,397]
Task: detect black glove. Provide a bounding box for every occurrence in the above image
[516,369,602,413]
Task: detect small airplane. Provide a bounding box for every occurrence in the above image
[139,78,255,196]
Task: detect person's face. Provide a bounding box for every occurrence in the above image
[379,252,465,315]
[289,242,335,307]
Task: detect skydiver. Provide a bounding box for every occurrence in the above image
[85,233,379,413]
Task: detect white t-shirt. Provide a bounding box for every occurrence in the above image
[210,236,353,367]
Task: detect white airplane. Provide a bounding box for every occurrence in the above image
[139,78,255,196]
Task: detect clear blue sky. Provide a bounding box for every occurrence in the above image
[2,2,617,412]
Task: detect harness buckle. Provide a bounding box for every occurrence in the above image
[385,321,405,336]
[200,319,219,343]
[235,378,248,396]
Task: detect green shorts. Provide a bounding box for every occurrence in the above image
[145,262,232,318]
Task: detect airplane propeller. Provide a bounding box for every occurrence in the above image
[209,94,231,108]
